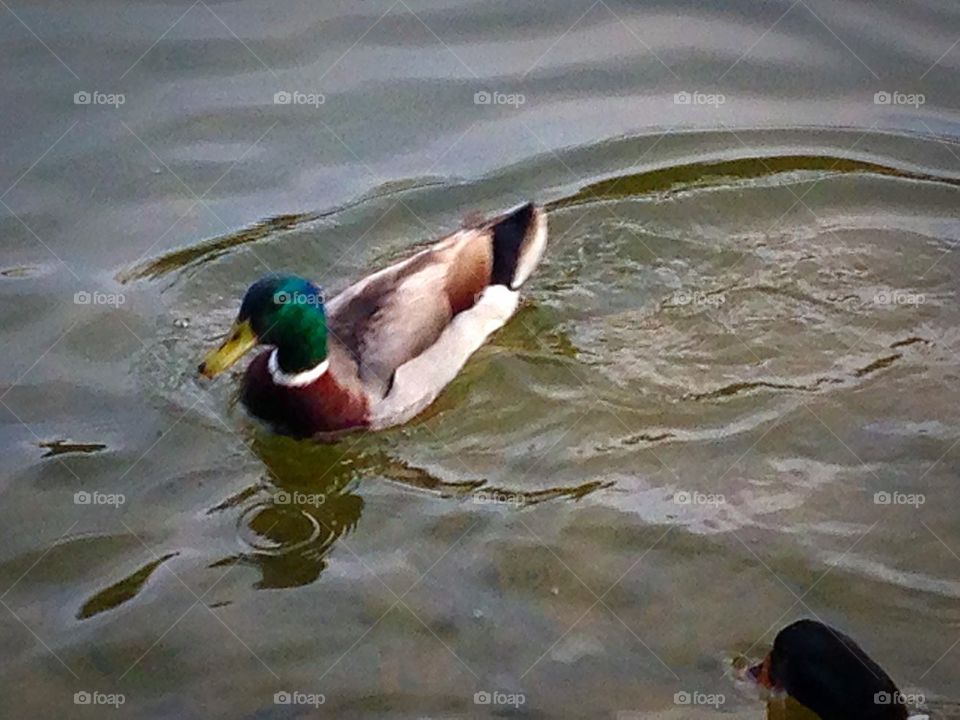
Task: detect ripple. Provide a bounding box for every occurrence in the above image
[235,502,322,555]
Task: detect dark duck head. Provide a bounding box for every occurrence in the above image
[199,274,328,378]
[749,619,912,720]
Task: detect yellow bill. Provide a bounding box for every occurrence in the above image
[199,319,258,378]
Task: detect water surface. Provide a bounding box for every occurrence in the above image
[2,1,960,718]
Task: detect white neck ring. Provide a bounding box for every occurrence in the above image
[268,349,329,387]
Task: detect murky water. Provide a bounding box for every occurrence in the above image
[3,1,960,718]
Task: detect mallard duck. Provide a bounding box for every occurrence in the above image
[747,619,925,720]
[198,202,547,437]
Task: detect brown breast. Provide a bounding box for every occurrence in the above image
[241,351,369,437]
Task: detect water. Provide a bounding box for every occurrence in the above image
[2,1,960,718]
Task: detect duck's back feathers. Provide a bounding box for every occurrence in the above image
[326,202,546,407]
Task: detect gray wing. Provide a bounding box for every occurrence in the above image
[326,232,487,398]
[325,203,544,400]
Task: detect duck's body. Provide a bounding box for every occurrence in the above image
[749,619,914,720]
[200,202,547,437]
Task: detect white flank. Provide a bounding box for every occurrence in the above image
[511,207,548,289]
[370,284,520,429]
[268,349,329,387]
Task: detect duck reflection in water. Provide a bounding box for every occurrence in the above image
[209,431,487,590]
[208,429,611,590]
[208,433,367,589]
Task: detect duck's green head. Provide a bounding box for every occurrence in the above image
[199,274,327,378]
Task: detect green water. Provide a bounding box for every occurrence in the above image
[2,1,960,718]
